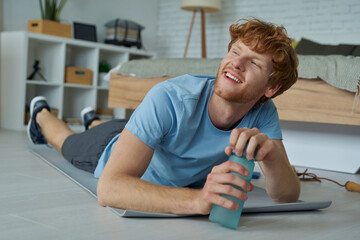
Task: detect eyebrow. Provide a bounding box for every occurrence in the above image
[232,44,266,63]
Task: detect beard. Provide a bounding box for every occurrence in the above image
[213,84,262,104]
[214,68,265,104]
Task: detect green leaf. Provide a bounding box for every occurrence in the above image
[39,0,44,19]
[44,0,51,20]
[99,60,112,72]
[51,0,57,20]
[39,0,67,21]
[55,0,67,21]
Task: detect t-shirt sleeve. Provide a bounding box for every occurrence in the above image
[257,100,282,140]
[125,83,178,149]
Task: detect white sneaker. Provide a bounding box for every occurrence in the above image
[27,96,50,144]
[80,107,100,130]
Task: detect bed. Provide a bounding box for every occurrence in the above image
[108,37,360,126]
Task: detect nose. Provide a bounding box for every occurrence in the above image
[232,55,246,72]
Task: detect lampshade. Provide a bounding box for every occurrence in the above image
[181,0,221,13]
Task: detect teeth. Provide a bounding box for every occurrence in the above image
[226,72,240,83]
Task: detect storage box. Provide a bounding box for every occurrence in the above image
[65,67,93,85]
[28,19,72,38]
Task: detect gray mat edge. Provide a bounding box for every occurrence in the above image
[28,144,332,218]
[29,146,98,199]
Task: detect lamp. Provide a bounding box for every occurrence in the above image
[181,0,221,58]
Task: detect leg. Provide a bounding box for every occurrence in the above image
[89,119,104,129]
[62,119,128,173]
[36,108,75,153]
[28,97,127,173]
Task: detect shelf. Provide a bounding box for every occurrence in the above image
[97,86,109,90]
[26,80,61,86]
[64,83,93,89]
[27,38,65,84]
[97,90,110,110]
[66,44,97,70]
[0,31,155,131]
[63,87,95,120]
[99,49,128,68]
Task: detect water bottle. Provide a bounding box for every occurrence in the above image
[209,153,255,229]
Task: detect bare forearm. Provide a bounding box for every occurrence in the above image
[259,155,300,203]
[97,174,200,214]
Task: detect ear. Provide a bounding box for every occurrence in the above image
[264,84,282,98]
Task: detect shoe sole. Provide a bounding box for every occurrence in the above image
[27,96,47,144]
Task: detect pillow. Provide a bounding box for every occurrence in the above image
[352,46,360,56]
[295,38,357,56]
[324,44,356,55]
[295,38,324,55]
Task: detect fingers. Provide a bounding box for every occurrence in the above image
[207,171,252,192]
[202,179,251,211]
[254,139,276,161]
[203,185,247,211]
[229,127,271,161]
[246,132,267,160]
[211,160,249,177]
[200,161,254,211]
[224,146,232,157]
[205,177,249,200]
[229,128,259,157]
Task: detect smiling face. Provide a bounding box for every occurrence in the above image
[214,40,277,105]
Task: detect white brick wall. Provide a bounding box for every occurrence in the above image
[156,0,360,58]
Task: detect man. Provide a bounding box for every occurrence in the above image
[28,18,300,215]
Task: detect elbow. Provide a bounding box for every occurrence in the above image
[97,193,107,207]
[273,192,299,204]
[97,176,110,207]
[96,173,129,208]
[289,176,301,202]
[271,180,301,204]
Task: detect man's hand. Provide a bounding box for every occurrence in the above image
[196,160,254,215]
[223,127,300,203]
[225,127,280,161]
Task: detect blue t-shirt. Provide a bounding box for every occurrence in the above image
[94,74,282,188]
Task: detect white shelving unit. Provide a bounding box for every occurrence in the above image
[0,31,154,131]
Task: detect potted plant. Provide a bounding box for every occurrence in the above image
[28,0,71,38]
[98,60,112,87]
[39,0,67,22]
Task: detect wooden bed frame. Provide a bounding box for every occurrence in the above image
[108,73,360,126]
[109,29,360,126]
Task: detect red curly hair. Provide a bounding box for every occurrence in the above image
[228,18,298,107]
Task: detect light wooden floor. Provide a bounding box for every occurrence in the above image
[1,128,359,239]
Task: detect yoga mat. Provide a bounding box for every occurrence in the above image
[28,144,332,218]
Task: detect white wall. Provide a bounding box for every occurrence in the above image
[0,0,2,32]
[156,0,360,173]
[0,0,2,126]
[1,0,159,51]
[156,0,360,58]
